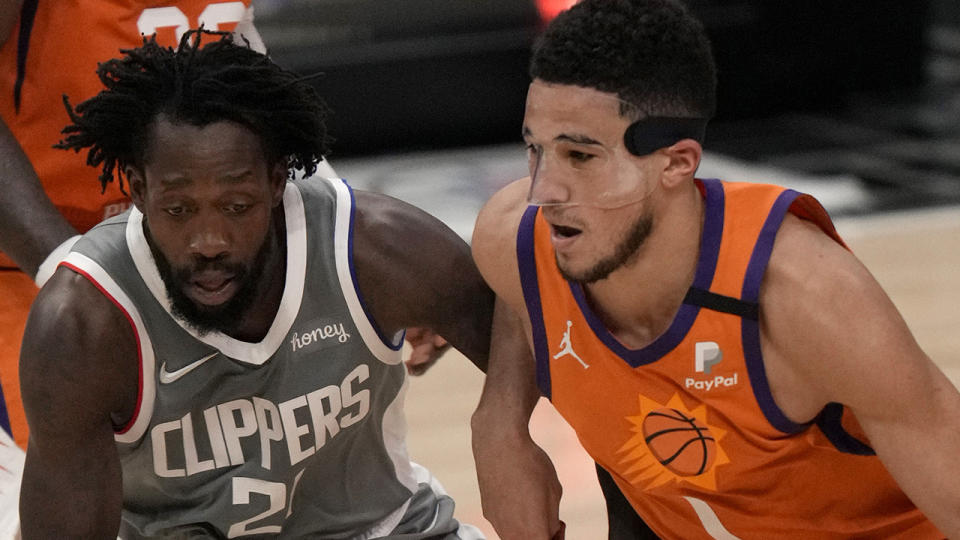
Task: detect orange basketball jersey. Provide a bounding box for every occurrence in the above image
[0,0,256,268]
[518,179,942,539]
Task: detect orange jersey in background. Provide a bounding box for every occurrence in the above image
[0,0,256,268]
[518,179,942,539]
[0,0,256,446]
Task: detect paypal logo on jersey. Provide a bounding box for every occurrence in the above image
[695,342,722,373]
[687,341,739,392]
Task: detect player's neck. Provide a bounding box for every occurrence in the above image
[583,184,704,349]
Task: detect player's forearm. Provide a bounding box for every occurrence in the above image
[472,415,562,539]
[440,284,494,374]
[19,459,122,539]
[0,117,77,276]
[0,0,22,47]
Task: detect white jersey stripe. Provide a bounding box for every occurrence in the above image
[329,177,404,364]
[125,183,308,365]
[62,252,157,444]
[684,496,742,540]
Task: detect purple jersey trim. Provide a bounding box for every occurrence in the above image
[0,383,10,436]
[568,178,725,368]
[517,205,554,399]
[740,189,809,433]
[346,183,404,351]
[13,0,39,112]
[816,403,875,455]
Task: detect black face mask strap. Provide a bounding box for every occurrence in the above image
[623,117,708,156]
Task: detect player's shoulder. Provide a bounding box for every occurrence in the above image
[349,188,466,253]
[471,177,532,304]
[24,267,136,366]
[768,213,855,284]
[20,266,139,426]
[760,211,883,347]
[472,177,530,263]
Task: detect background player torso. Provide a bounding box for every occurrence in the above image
[519,179,940,539]
[66,177,418,539]
[0,0,260,267]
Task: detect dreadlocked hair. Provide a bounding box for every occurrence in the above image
[56,28,332,194]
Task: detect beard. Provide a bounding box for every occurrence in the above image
[558,210,653,284]
[150,229,274,336]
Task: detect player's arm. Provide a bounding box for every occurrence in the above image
[473,298,563,539]
[19,268,139,538]
[761,214,960,536]
[351,190,494,372]
[0,115,78,282]
[470,178,564,539]
[0,0,22,46]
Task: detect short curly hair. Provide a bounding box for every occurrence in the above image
[56,29,332,194]
[531,0,716,120]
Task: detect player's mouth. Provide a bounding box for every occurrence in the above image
[187,272,238,306]
[550,224,583,248]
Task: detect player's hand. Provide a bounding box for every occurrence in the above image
[473,429,563,539]
[403,327,450,376]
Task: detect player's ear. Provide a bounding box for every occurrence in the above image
[126,165,148,211]
[661,139,702,189]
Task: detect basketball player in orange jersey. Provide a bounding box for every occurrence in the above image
[470,0,960,538]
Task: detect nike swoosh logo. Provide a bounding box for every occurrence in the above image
[159,352,219,384]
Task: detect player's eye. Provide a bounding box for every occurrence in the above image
[525,143,542,159]
[224,203,251,215]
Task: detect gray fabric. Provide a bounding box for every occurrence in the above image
[76,178,428,538]
[384,484,460,539]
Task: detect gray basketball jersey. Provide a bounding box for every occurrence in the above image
[63,177,434,539]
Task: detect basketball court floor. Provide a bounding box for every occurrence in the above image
[336,145,960,539]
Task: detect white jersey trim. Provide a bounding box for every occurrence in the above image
[683,496,743,540]
[382,373,417,494]
[125,183,308,365]
[352,499,410,540]
[62,252,157,444]
[0,423,24,538]
[329,177,405,363]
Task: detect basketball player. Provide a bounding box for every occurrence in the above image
[17,30,492,538]
[470,0,960,538]
[0,0,304,452]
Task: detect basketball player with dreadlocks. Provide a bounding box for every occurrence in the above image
[0,0,291,454]
[17,30,491,538]
[470,0,960,538]
[0,4,268,534]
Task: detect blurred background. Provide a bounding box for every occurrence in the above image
[252,0,960,217]
[250,0,960,236]
[248,1,960,537]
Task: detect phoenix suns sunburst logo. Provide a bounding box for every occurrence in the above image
[618,393,730,490]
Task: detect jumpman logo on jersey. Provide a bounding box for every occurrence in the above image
[554,320,589,369]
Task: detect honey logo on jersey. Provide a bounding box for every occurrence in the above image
[290,319,351,353]
[617,393,730,491]
[687,341,739,391]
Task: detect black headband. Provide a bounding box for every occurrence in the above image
[623,117,708,156]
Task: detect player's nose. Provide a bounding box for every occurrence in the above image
[528,156,572,206]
